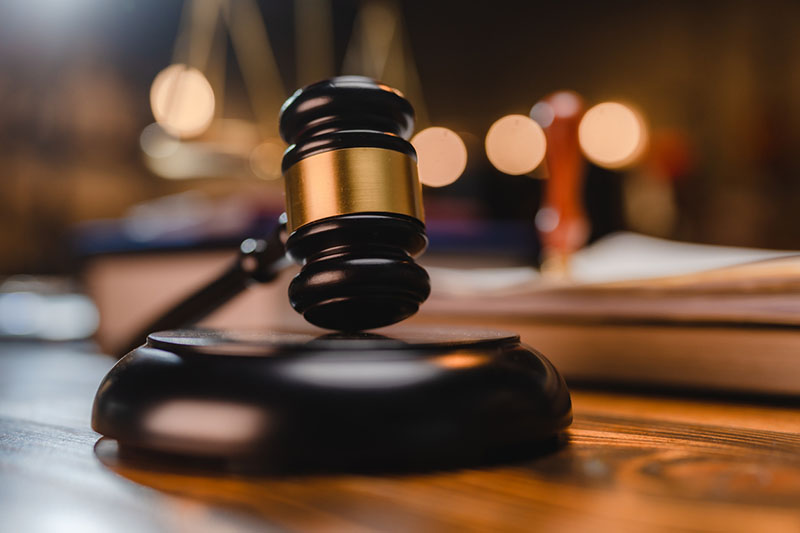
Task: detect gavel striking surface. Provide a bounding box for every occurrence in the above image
[92,325,572,472]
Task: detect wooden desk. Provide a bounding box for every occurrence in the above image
[3,341,800,532]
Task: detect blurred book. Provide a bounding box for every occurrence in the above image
[418,232,800,395]
[83,221,800,395]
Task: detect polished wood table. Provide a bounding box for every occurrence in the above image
[3,341,800,532]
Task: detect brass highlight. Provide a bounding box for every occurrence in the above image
[284,147,424,233]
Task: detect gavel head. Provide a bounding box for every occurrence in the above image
[279,76,430,331]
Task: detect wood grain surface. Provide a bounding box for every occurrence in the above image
[3,341,800,532]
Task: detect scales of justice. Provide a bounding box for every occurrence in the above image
[92,76,572,472]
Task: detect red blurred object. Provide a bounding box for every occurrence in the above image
[534,91,588,272]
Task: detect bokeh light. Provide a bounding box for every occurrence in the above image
[249,139,285,180]
[530,91,583,128]
[139,123,180,159]
[578,102,648,169]
[411,127,467,187]
[485,115,547,175]
[150,64,215,138]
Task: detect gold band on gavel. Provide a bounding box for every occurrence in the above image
[283,147,424,233]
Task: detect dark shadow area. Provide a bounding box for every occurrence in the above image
[95,432,568,478]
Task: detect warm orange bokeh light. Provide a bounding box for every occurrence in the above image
[485,114,547,176]
[578,102,647,169]
[150,64,215,139]
[411,127,468,187]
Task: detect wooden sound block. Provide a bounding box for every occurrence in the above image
[92,326,572,473]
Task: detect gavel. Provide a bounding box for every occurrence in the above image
[117,76,431,355]
[280,76,430,330]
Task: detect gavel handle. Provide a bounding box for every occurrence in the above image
[114,222,292,358]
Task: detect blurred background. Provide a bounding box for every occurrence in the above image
[1,0,800,345]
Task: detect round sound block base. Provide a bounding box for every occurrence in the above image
[92,326,572,473]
